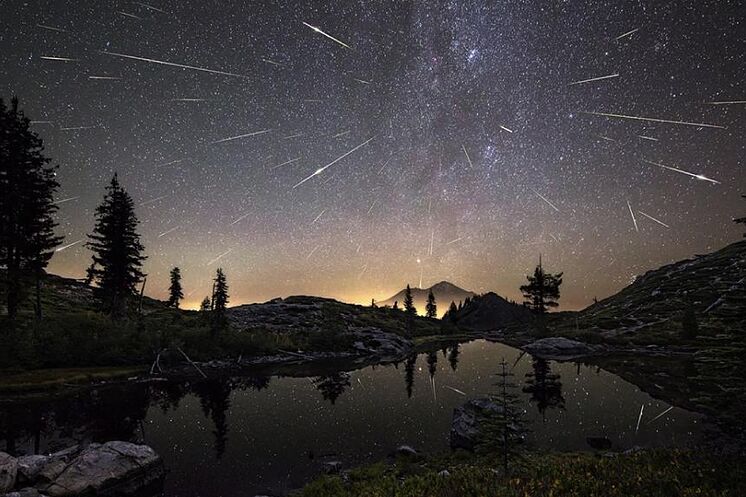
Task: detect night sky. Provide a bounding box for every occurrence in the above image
[2,0,744,309]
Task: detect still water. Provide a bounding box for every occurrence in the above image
[0,340,704,496]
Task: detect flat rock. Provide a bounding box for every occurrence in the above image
[15,457,47,485]
[523,337,592,359]
[450,398,504,451]
[0,453,18,494]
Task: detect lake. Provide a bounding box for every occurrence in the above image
[0,340,705,496]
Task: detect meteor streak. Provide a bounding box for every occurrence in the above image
[89,75,121,80]
[302,22,351,49]
[270,157,301,169]
[293,137,374,188]
[154,158,183,168]
[60,125,98,131]
[230,213,251,226]
[462,144,474,168]
[139,194,168,206]
[306,245,320,260]
[210,129,271,144]
[638,210,670,228]
[117,11,142,20]
[261,58,281,66]
[100,50,250,79]
[134,2,167,13]
[635,403,645,434]
[499,125,514,133]
[53,196,79,205]
[207,249,233,266]
[55,239,82,252]
[627,201,639,232]
[353,78,371,85]
[637,135,659,141]
[582,111,725,129]
[30,121,54,125]
[531,188,560,212]
[157,226,180,238]
[40,56,79,62]
[311,209,326,224]
[283,132,303,139]
[569,73,619,86]
[332,130,350,138]
[706,100,746,105]
[445,237,463,245]
[367,199,377,215]
[647,406,674,424]
[615,27,639,40]
[171,98,206,102]
[643,159,721,184]
[37,24,68,33]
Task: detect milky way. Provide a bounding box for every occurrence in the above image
[2,0,744,309]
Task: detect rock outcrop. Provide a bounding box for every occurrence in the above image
[0,442,163,497]
[522,337,593,360]
[450,398,525,451]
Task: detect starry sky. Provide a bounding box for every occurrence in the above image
[2,0,744,310]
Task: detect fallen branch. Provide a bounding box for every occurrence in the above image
[176,347,207,378]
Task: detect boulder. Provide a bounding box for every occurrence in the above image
[523,337,592,360]
[39,442,163,497]
[0,453,18,494]
[393,445,418,457]
[450,398,525,451]
[321,461,343,474]
[16,457,48,485]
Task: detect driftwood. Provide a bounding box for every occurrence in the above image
[176,346,207,378]
[149,349,163,375]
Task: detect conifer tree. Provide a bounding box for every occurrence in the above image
[199,296,211,312]
[444,301,458,322]
[167,267,184,308]
[211,268,229,333]
[477,358,528,473]
[520,257,562,314]
[425,289,437,318]
[86,174,146,319]
[403,284,417,315]
[392,300,399,310]
[0,97,62,320]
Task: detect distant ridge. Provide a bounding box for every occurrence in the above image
[447,292,531,330]
[377,281,476,317]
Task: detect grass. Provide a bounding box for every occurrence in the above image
[297,449,746,497]
[0,366,146,393]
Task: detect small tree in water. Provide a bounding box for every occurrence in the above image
[86,174,146,319]
[520,256,562,314]
[477,358,528,474]
[167,267,184,308]
[425,289,437,318]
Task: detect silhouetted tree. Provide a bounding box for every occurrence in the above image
[313,373,351,405]
[520,257,562,314]
[403,284,416,315]
[404,353,417,398]
[443,301,458,322]
[193,379,231,459]
[392,300,399,310]
[523,358,565,420]
[167,267,183,308]
[425,289,437,318]
[199,296,211,312]
[0,97,62,320]
[211,268,229,333]
[478,358,528,473]
[735,195,746,237]
[86,174,146,319]
[371,298,377,308]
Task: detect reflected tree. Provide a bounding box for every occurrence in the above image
[426,351,438,380]
[404,354,417,398]
[193,379,232,459]
[523,358,565,419]
[313,373,351,405]
[447,344,460,371]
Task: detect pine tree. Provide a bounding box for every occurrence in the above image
[86,174,146,319]
[425,289,437,318]
[199,296,211,312]
[0,97,63,320]
[403,284,417,315]
[444,301,458,322]
[167,267,184,308]
[520,257,562,314]
[477,358,528,473]
[211,268,229,333]
[392,300,399,311]
[735,195,746,237]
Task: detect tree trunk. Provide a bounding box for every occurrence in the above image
[34,267,42,320]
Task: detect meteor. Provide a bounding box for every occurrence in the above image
[37,24,68,33]
[154,158,183,168]
[367,199,377,215]
[261,58,282,66]
[89,76,121,80]
[377,157,392,174]
[293,137,374,188]
[117,11,142,20]
[311,209,326,224]
[582,111,725,129]
[30,121,54,125]
[462,144,474,168]
[139,194,168,206]
[207,249,233,266]
[635,404,645,434]
[229,213,251,226]
[210,129,271,144]
[445,237,463,245]
[134,2,167,13]
[499,125,514,133]
[306,245,320,260]
[353,78,371,85]
[643,159,721,184]
[569,73,619,86]
[283,132,304,139]
[270,157,301,169]
[706,100,746,105]
[627,200,639,232]
[302,22,351,49]
[615,27,639,40]
[597,134,617,142]
[333,130,351,138]
[531,188,560,212]
[55,239,83,252]
[157,226,180,238]
[171,98,206,102]
[646,406,674,424]
[53,196,79,205]
[638,211,670,228]
[60,125,98,131]
[637,135,659,141]
[429,230,434,256]
[100,50,250,79]
[40,56,79,62]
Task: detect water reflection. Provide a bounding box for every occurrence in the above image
[0,340,706,497]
